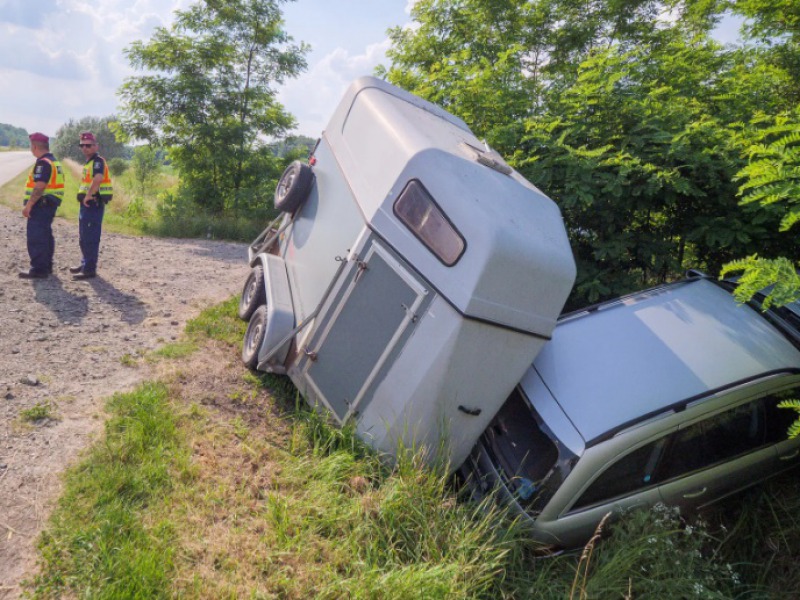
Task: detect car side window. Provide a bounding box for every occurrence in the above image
[763,386,800,442]
[569,384,800,512]
[657,385,800,481]
[657,399,766,481]
[571,439,666,510]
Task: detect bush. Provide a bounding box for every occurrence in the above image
[148,189,276,242]
[108,158,129,176]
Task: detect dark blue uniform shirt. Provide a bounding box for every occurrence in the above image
[86,153,106,177]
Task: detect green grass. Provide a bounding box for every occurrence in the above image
[19,401,57,423]
[0,159,266,241]
[147,340,198,361]
[32,382,188,599]
[184,295,246,346]
[27,297,798,599]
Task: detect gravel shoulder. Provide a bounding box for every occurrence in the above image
[0,204,250,599]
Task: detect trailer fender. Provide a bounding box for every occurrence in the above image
[253,253,296,373]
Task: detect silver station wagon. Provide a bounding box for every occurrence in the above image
[462,274,800,550]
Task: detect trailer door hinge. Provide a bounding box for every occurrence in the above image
[302,348,318,362]
[401,303,419,323]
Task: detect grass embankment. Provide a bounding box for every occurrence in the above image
[0,160,144,236]
[26,298,800,599]
[0,159,267,242]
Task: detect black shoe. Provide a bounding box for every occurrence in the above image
[19,270,48,279]
[73,271,96,280]
[69,265,83,274]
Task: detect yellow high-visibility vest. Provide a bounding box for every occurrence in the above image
[25,157,65,200]
[79,156,113,200]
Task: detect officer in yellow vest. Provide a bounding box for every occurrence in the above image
[71,131,113,280]
[20,132,64,279]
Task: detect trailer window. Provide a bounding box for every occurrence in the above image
[394,180,465,266]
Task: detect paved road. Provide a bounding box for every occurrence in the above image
[0,151,32,187]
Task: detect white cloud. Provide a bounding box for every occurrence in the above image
[1,0,409,139]
[277,39,392,138]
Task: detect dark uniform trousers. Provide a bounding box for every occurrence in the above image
[27,198,59,273]
[78,201,104,273]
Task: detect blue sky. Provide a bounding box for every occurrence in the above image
[0,0,742,140]
[0,0,414,138]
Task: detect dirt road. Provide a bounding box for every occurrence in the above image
[0,204,250,598]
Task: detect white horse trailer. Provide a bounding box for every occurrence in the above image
[239,77,576,471]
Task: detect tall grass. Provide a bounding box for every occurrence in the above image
[711,475,800,597]
[28,297,797,599]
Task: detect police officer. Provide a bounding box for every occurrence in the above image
[19,132,64,279]
[70,131,113,280]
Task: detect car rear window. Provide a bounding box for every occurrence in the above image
[483,387,574,515]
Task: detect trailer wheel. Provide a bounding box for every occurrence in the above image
[238,265,266,321]
[274,160,314,213]
[242,304,268,369]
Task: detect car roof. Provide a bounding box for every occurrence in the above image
[529,278,800,444]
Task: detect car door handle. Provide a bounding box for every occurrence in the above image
[779,449,799,461]
[682,487,707,499]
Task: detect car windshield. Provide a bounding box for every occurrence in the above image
[481,387,578,515]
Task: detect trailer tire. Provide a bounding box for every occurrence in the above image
[274,161,314,213]
[238,265,266,321]
[242,304,268,369]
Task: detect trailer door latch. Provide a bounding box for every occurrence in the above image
[302,348,318,362]
[458,405,482,416]
[353,259,369,282]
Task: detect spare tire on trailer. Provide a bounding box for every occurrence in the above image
[274,161,314,214]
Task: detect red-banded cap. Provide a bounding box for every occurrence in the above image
[29,132,48,143]
[79,131,97,143]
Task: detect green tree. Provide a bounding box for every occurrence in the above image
[116,0,308,213]
[52,116,130,163]
[731,0,800,103]
[719,0,800,308]
[0,123,29,147]
[516,34,797,305]
[131,145,162,199]
[384,0,795,307]
[721,109,800,307]
[383,0,725,150]
[269,134,315,159]
[382,0,547,145]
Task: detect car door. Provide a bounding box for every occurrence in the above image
[657,395,781,510]
[765,386,800,473]
[543,437,670,549]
